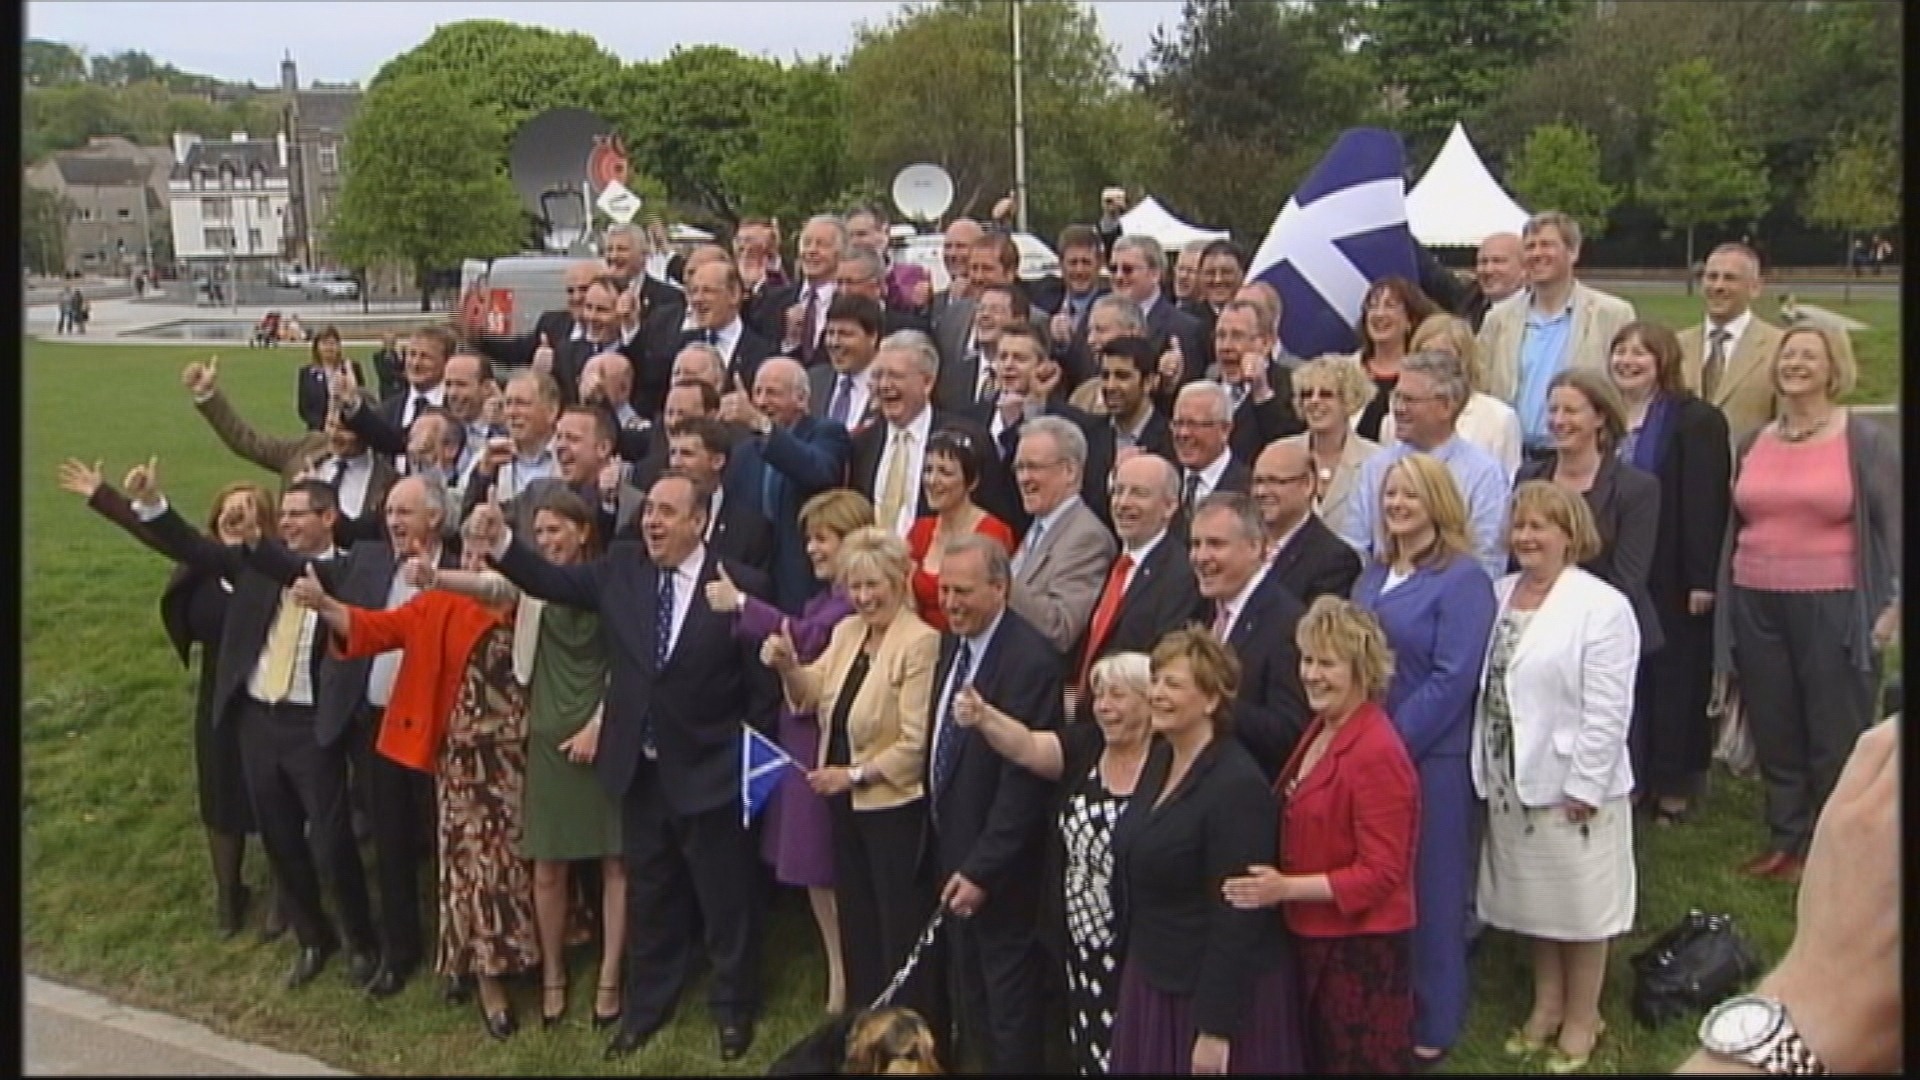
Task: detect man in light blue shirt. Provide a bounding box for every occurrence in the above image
[1513,301,1573,452]
[1338,350,1512,580]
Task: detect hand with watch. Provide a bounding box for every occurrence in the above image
[1680,715,1900,1075]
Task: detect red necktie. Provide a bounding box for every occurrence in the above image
[1076,552,1134,695]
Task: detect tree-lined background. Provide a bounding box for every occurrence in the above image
[23,0,1902,273]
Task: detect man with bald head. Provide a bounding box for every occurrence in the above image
[682,258,776,389]
[1464,231,1524,330]
[1251,440,1360,604]
[931,217,986,317]
[468,258,599,379]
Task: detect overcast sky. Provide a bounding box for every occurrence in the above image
[27,1,1186,86]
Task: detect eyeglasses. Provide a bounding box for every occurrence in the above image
[1389,390,1445,406]
[1012,458,1066,475]
[1294,388,1338,402]
[1252,472,1312,487]
[1109,264,1143,277]
[1168,418,1228,430]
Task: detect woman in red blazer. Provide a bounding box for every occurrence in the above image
[291,551,538,1040]
[1224,596,1420,1073]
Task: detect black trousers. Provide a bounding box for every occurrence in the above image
[829,795,935,1011]
[619,758,763,1035]
[348,702,434,973]
[1729,586,1879,857]
[929,882,1044,1073]
[237,698,377,953]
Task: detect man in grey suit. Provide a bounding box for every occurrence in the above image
[1005,415,1118,655]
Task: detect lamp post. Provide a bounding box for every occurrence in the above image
[1011,0,1029,234]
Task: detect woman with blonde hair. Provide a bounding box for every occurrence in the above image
[1224,597,1420,1072]
[1715,322,1900,883]
[708,487,874,1014]
[1477,481,1640,1072]
[762,525,940,1019]
[1280,355,1381,540]
[1350,453,1496,1066]
[1404,313,1523,477]
[952,650,1155,1073]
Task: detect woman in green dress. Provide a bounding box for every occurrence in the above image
[425,488,625,1029]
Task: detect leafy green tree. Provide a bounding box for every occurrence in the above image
[1803,130,1899,300]
[719,59,857,235]
[1639,59,1769,279]
[24,39,88,88]
[1506,122,1619,240]
[369,21,625,144]
[330,72,527,311]
[608,46,792,227]
[23,186,72,274]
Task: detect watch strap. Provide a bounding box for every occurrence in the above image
[1763,1034,1825,1076]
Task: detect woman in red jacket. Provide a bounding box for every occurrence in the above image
[290,549,538,1040]
[1224,595,1420,1073]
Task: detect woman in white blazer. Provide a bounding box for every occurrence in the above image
[1284,353,1381,545]
[1473,480,1640,1074]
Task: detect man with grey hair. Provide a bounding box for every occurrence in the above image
[845,204,932,314]
[1066,292,1150,414]
[836,246,932,337]
[1171,380,1251,518]
[1172,237,1210,305]
[776,214,849,365]
[1006,415,1117,654]
[1338,350,1512,578]
[1110,234,1207,398]
[1477,209,1635,459]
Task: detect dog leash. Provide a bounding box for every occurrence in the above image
[869,906,947,1010]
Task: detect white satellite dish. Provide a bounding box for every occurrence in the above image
[891,163,955,225]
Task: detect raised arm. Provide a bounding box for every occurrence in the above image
[950,684,1066,781]
[473,503,606,612]
[60,459,173,562]
[183,358,311,476]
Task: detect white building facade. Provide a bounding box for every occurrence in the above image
[167,131,294,268]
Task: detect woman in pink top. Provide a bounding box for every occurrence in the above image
[1715,323,1900,884]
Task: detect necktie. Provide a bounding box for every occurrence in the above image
[1078,552,1134,692]
[258,590,307,703]
[645,568,674,756]
[1183,471,1202,517]
[877,428,912,533]
[974,353,994,403]
[1012,520,1044,577]
[1212,602,1234,640]
[801,286,820,354]
[327,458,347,488]
[829,374,855,426]
[409,394,429,427]
[932,641,974,812]
[760,460,782,520]
[1702,327,1730,400]
[704,327,719,347]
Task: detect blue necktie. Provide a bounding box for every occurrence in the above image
[931,642,974,815]
[828,374,854,426]
[646,568,674,756]
[760,459,781,520]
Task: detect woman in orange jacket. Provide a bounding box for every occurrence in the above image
[290,550,538,1040]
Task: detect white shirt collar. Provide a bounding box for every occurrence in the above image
[894,403,934,442]
[1268,513,1310,559]
[1708,308,1753,344]
[961,608,1006,658]
[670,543,707,583]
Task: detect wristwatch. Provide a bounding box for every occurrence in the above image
[1698,994,1826,1074]
[847,765,867,787]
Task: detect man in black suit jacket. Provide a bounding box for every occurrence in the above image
[1253,441,1361,605]
[961,322,1113,533]
[1110,235,1208,399]
[475,473,781,1062]
[921,536,1060,1072]
[1188,492,1310,778]
[769,214,849,368]
[1089,332,1176,462]
[1213,299,1305,463]
[467,258,599,379]
[241,474,463,998]
[668,417,774,574]
[806,293,885,439]
[130,473,379,991]
[682,259,777,393]
[1171,381,1252,524]
[1067,454,1200,718]
[1032,225,1110,391]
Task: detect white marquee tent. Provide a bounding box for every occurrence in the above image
[1119,195,1232,250]
[1405,123,1531,248]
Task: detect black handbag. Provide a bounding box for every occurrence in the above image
[1629,908,1763,1027]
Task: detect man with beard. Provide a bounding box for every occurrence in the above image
[1091,332,1174,461]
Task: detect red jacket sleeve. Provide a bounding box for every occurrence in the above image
[1324,737,1421,919]
[333,596,423,659]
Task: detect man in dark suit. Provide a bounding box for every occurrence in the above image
[240,474,462,999]
[1109,235,1207,400]
[1178,239,1248,380]
[1252,441,1361,604]
[1212,299,1304,463]
[922,535,1060,1072]
[806,294,886,439]
[473,473,781,1062]
[466,258,599,379]
[370,332,407,401]
[848,330,1018,539]
[934,280,1016,413]
[719,356,852,613]
[836,247,932,337]
[667,417,774,574]
[927,217,986,323]
[1091,333,1175,461]
[374,325,457,439]
[340,351,494,484]
[1189,492,1310,778]
[1033,224,1111,391]
[129,471,380,991]
[1068,454,1199,717]
[1171,381,1251,522]
[770,214,848,368]
[681,259,777,392]
[1463,232,1524,331]
[963,323,1114,533]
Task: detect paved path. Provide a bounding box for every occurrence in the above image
[25,976,350,1077]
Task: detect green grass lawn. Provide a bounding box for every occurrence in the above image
[20,318,1891,1074]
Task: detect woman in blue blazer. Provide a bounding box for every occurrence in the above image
[1352,453,1497,1066]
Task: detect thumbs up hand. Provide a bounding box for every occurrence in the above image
[182,356,219,396]
[951,685,985,728]
[401,556,438,590]
[759,617,797,671]
[123,455,160,503]
[532,332,555,375]
[289,563,328,610]
[1157,337,1184,383]
[705,564,745,614]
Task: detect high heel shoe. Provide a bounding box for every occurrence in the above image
[592,982,623,1030]
[481,998,518,1041]
[1545,1021,1606,1073]
[541,981,568,1029]
[1504,1020,1559,1057]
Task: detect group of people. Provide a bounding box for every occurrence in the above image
[54,286,90,333]
[58,202,1899,1075]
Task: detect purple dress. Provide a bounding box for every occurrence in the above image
[736,588,854,888]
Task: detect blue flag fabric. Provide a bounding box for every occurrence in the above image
[741,725,801,828]
[1247,128,1420,360]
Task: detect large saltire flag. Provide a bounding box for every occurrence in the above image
[741,725,802,828]
[1247,128,1420,360]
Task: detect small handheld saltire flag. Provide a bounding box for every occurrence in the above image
[741,725,802,827]
[1247,128,1419,360]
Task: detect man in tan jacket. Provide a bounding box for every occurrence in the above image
[1679,241,1785,446]
[1477,210,1636,459]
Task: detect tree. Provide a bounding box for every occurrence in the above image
[369,21,625,145]
[1639,58,1770,284]
[1803,130,1899,300]
[23,186,72,275]
[1506,122,1619,239]
[24,40,87,88]
[608,46,793,228]
[330,72,527,311]
[718,59,858,234]
[1349,0,1578,165]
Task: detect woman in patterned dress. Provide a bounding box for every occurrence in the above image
[295,546,540,1040]
[949,651,1154,1074]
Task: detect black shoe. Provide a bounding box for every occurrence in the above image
[364,964,411,1000]
[217,884,251,939]
[345,950,380,989]
[592,983,623,1031]
[481,1000,518,1041]
[718,1017,755,1062]
[605,1024,656,1060]
[443,974,473,1004]
[258,895,290,944]
[541,982,569,1030]
[285,943,335,990]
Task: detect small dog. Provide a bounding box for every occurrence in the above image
[767,1007,942,1075]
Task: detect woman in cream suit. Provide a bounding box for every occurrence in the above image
[1474,481,1640,1074]
[762,527,940,1014]
[1283,354,1381,546]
